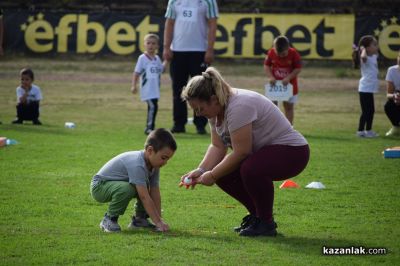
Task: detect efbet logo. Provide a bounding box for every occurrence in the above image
[20,13,159,54]
[374,16,400,58]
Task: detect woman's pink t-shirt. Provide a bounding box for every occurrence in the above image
[210,89,307,153]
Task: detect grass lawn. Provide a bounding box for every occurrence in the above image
[0,56,399,265]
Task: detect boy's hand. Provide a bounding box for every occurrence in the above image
[131,86,137,94]
[269,78,276,85]
[282,77,290,85]
[155,220,169,232]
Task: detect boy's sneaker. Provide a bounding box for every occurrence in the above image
[127,216,156,230]
[364,130,379,138]
[356,131,365,137]
[386,126,400,137]
[99,214,121,233]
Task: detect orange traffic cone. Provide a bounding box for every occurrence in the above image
[279,180,300,189]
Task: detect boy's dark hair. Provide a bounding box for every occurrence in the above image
[352,35,376,69]
[145,128,177,152]
[20,68,34,80]
[19,68,35,80]
[274,36,290,54]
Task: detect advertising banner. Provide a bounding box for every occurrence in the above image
[2,11,399,60]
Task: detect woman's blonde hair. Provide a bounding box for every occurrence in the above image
[181,67,232,106]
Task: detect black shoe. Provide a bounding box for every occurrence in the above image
[12,119,23,124]
[171,125,186,133]
[234,214,257,233]
[144,128,152,135]
[239,217,277,237]
[33,119,42,125]
[196,127,207,135]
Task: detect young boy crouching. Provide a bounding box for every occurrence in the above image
[90,128,177,232]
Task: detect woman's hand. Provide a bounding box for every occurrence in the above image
[197,171,216,186]
[394,92,400,105]
[179,168,204,189]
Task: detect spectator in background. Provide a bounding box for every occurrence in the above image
[163,0,219,134]
[384,50,400,137]
[352,35,380,138]
[12,68,43,125]
[264,36,302,125]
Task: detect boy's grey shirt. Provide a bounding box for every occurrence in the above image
[93,150,159,187]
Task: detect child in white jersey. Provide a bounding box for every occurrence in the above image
[352,35,380,138]
[131,34,167,135]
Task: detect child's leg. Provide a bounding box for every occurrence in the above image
[364,93,375,131]
[283,101,294,125]
[91,180,136,217]
[358,92,366,131]
[146,99,158,131]
[16,103,27,121]
[134,199,147,218]
[358,92,374,131]
[30,101,40,121]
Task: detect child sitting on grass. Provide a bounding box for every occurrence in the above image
[12,68,43,125]
[90,128,177,233]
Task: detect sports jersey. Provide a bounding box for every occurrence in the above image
[16,84,42,104]
[264,47,302,95]
[359,54,379,93]
[210,89,307,153]
[385,65,400,92]
[134,53,163,101]
[165,0,219,51]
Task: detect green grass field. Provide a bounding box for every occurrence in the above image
[0,57,399,265]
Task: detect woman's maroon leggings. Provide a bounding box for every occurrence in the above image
[216,144,310,223]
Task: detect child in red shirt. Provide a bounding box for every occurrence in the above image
[264,36,302,125]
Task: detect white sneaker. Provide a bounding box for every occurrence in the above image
[356,131,366,137]
[100,214,121,233]
[364,130,379,138]
[385,126,400,137]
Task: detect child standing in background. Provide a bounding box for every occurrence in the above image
[264,36,302,125]
[131,33,167,135]
[352,35,380,138]
[12,68,42,125]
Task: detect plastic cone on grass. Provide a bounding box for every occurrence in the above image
[305,181,326,189]
[279,180,300,189]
